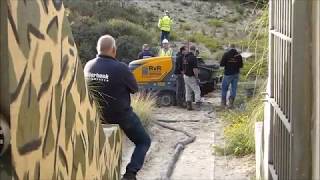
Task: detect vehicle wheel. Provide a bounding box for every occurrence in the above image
[158,92,174,107]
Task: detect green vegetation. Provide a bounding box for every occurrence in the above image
[214,90,265,156]
[215,6,268,157]
[180,23,192,31]
[188,32,221,53]
[228,5,269,80]
[87,82,156,127]
[65,0,158,64]
[207,19,224,28]
[131,92,156,127]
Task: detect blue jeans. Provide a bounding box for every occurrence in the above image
[160,30,170,43]
[221,74,239,101]
[116,112,151,174]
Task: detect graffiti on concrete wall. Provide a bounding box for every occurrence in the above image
[5,0,121,179]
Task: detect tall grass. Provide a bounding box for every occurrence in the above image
[207,19,224,27]
[215,6,268,157]
[87,82,156,127]
[131,92,156,127]
[188,32,221,53]
[219,89,265,156]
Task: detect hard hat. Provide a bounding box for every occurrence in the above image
[162,39,169,44]
[165,10,169,13]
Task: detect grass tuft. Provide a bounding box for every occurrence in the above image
[207,19,224,28]
[188,32,221,53]
[215,87,265,157]
[131,92,156,127]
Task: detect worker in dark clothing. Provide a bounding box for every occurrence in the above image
[84,35,151,180]
[174,46,187,107]
[183,45,202,110]
[138,44,154,59]
[220,44,243,108]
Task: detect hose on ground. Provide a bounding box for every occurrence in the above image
[153,120,196,180]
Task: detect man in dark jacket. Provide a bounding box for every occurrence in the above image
[138,44,154,59]
[183,45,202,110]
[84,35,151,180]
[174,46,187,107]
[220,44,243,108]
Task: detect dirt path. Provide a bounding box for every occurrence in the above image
[122,92,255,180]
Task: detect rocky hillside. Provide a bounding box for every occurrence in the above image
[65,0,267,79]
[128,0,264,61]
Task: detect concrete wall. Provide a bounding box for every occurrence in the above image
[312,1,320,179]
[1,0,122,179]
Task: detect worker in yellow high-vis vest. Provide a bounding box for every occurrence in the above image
[159,39,173,57]
[158,10,173,44]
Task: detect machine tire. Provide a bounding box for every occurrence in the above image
[157,91,175,107]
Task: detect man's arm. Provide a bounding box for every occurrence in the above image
[158,18,162,29]
[138,52,143,59]
[192,56,199,78]
[121,64,139,94]
[239,54,243,68]
[220,52,228,67]
[193,68,199,78]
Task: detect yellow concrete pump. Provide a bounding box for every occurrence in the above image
[129,56,220,106]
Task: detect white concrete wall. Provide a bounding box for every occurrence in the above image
[261,1,274,179]
[312,1,320,179]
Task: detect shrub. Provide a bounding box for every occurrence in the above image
[188,32,221,53]
[180,23,192,31]
[170,31,181,41]
[65,0,158,64]
[131,92,156,127]
[106,19,152,41]
[225,16,241,23]
[214,90,265,156]
[207,19,224,28]
[235,5,245,15]
[181,0,192,6]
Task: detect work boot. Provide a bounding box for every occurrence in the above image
[228,97,235,109]
[179,101,187,108]
[221,99,227,108]
[186,101,193,111]
[121,172,137,180]
[195,102,202,110]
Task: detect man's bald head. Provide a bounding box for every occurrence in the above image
[96,35,117,58]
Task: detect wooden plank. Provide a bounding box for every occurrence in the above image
[270,30,292,42]
[312,1,320,179]
[255,122,263,179]
[290,1,312,179]
[269,97,291,133]
[269,161,279,180]
[0,0,9,117]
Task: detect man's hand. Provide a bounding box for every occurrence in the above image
[196,78,201,85]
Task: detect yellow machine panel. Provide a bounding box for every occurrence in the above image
[131,56,173,83]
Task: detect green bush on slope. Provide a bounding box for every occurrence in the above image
[188,32,222,53]
[65,0,158,64]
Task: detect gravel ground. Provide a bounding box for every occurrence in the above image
[122,92,255,180]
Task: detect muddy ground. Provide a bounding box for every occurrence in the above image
[122,92,255,180]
